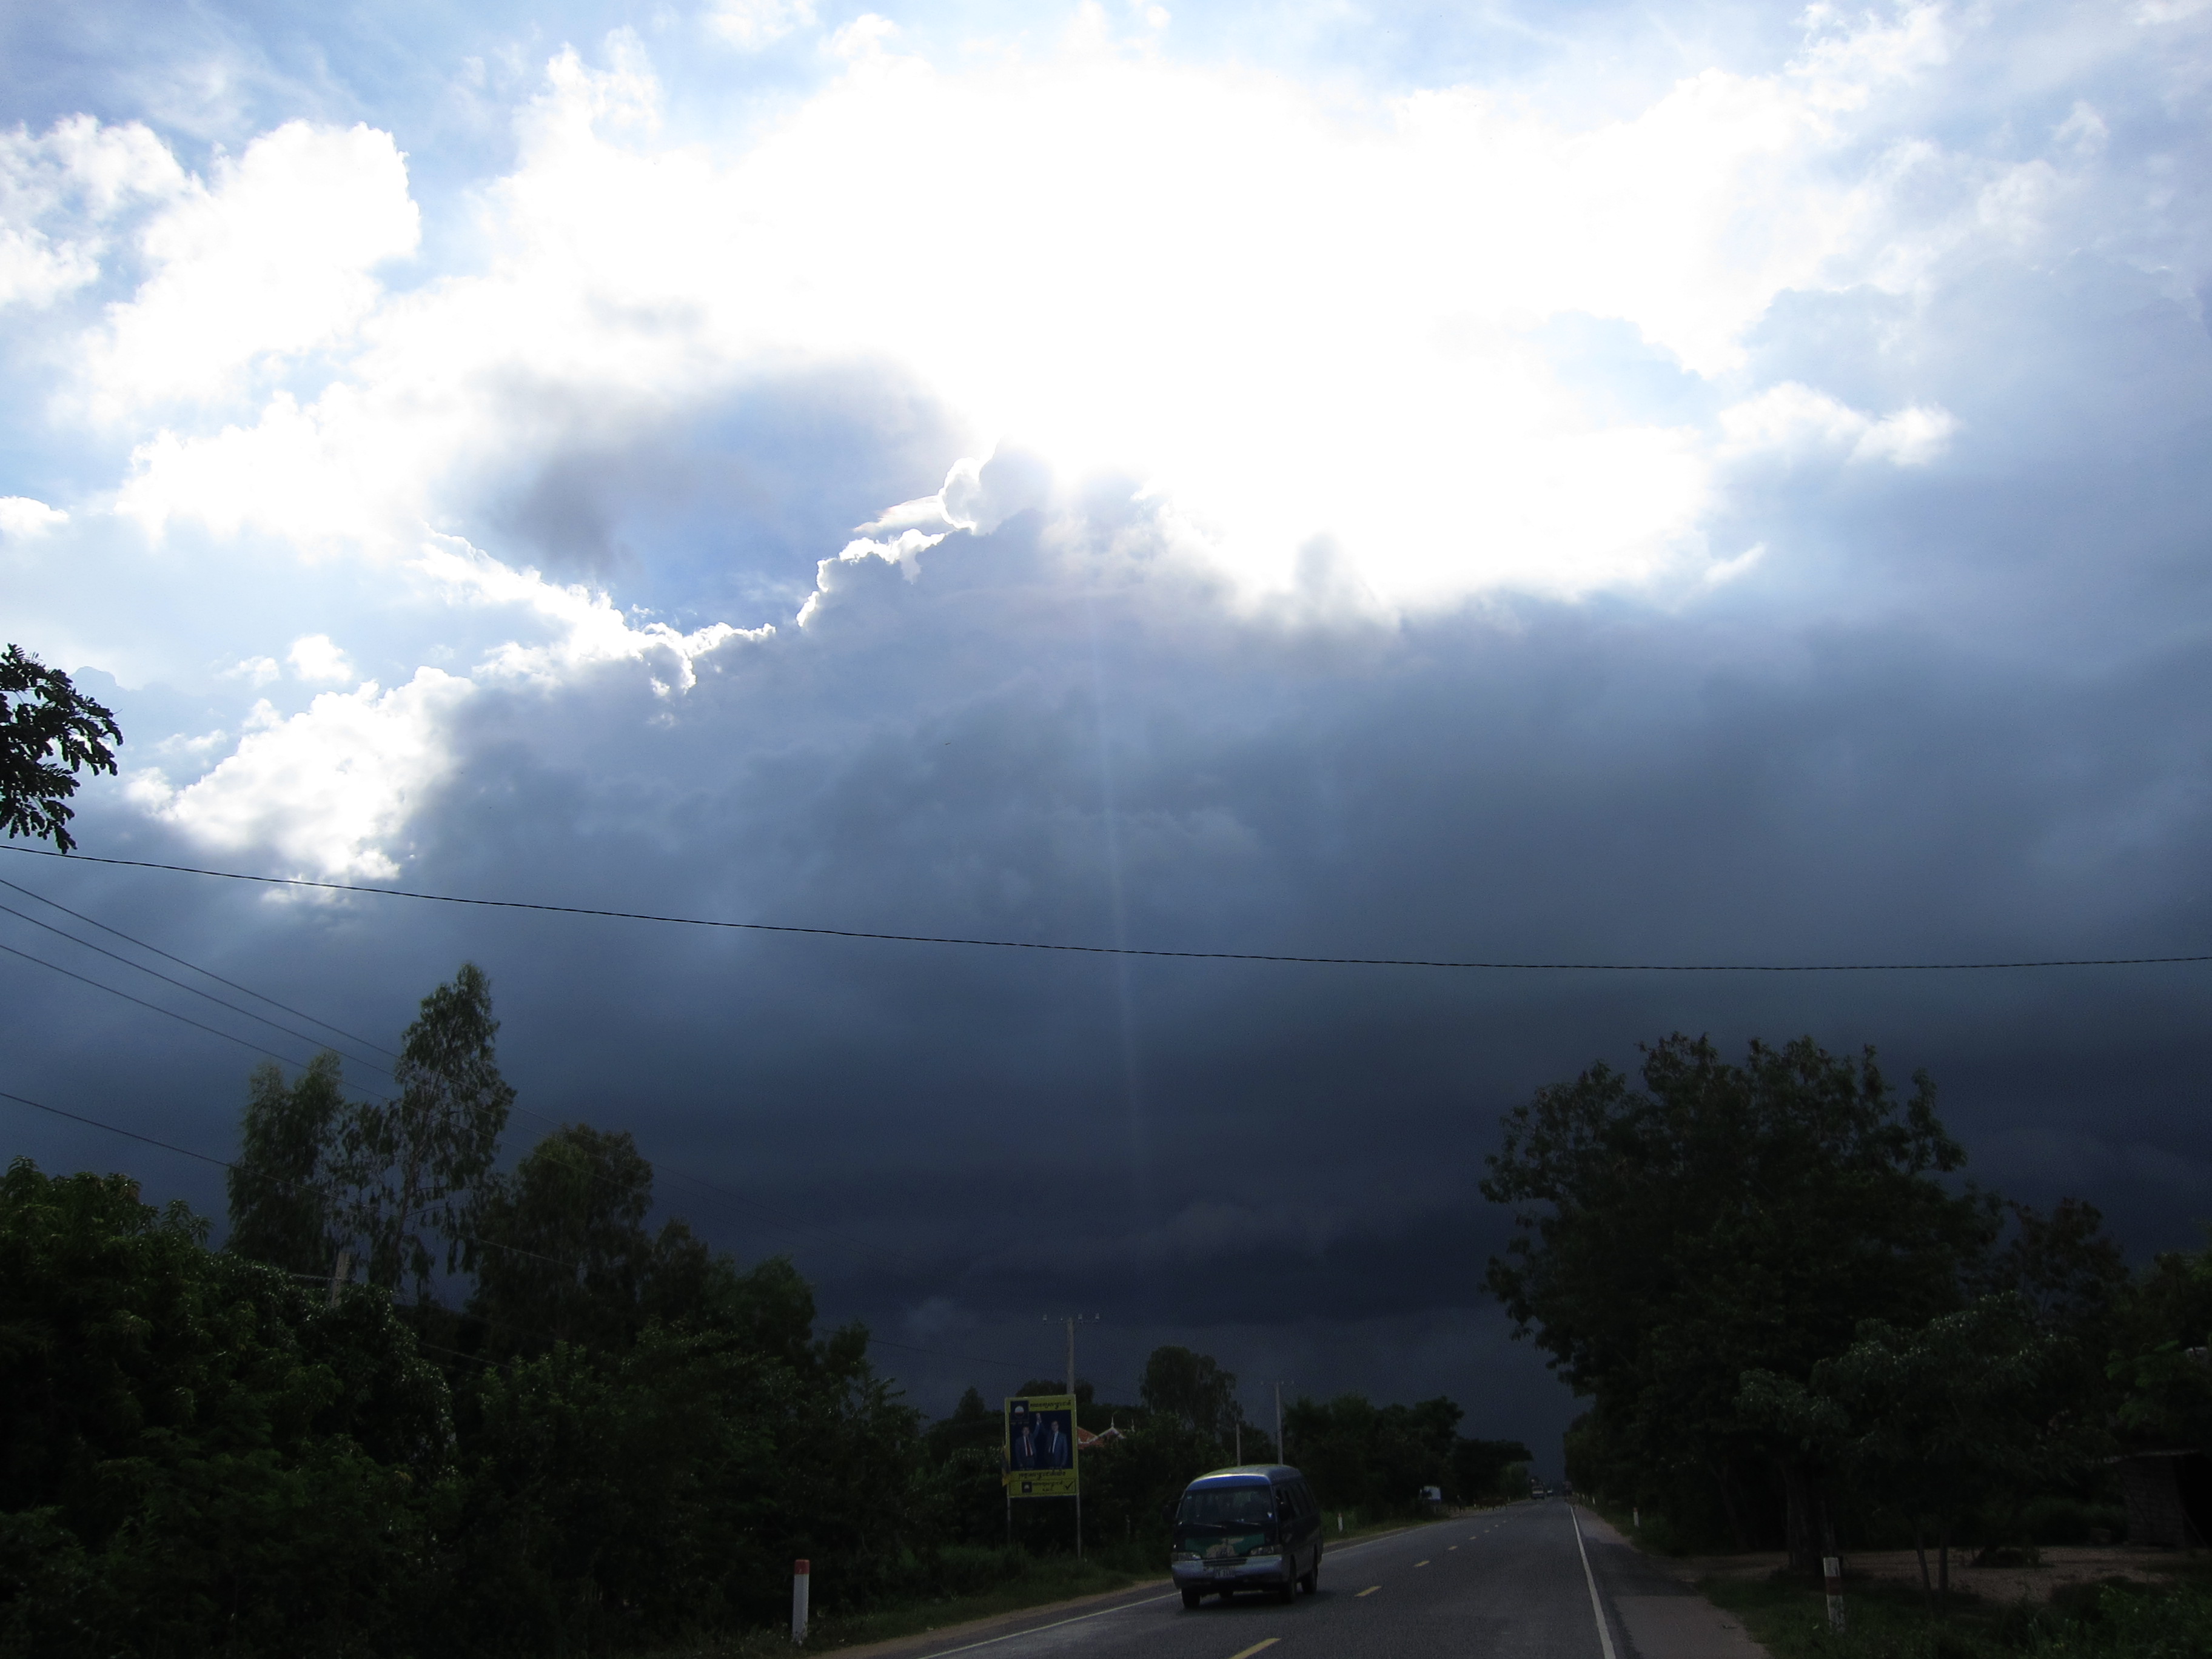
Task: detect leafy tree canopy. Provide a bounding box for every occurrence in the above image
[1481,1033,1995,1560]
[346,962,515,1296]
[226,1052,351,1277]
[0,645,119,854]
[0,1156,450,1657]
[1140,1344,1242,1441]
[1740,1292,2093,1598]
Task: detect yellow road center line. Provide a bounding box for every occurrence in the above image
[1356,1585,1381,1597]
[1447,1545,1459,1551]
[1225,1642,1280,1659]
[1415,1559,1430,1567]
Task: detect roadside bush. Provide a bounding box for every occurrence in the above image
[0,1159,447,1658]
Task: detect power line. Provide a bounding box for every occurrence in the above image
[0,1084,232,1171]
[7,845,2207,973]
[0,873,961,1278]
[0,874,398,1060]
[1,865,984,1282]
[0,939,325,1073]
[0,900,397,1078]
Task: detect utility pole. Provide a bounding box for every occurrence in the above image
[1044,1314,1097,1398]
[1044,1315,1096,1560]
[1273,1381,1285,1466]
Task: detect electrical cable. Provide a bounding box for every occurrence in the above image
[0,873,398,1059]
[0,900,397,1077]
[1,871,955,1281]
[0,1084,233,1171]
[0,939,324,1073]
[5,843,2207,971]
[0,878,1207,1386]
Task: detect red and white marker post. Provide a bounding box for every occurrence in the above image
[791,1559,810,1645]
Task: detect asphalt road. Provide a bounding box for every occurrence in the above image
[866,1498,1706,1659]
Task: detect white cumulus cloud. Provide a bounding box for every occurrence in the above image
[86,121,418,411]
[286,633,354,683]
[127,668,474,879]
[705,0,817,49]
[0,495,67,537]
[1718,383,1958,466]
[92,7,1977,609]
[412,537,764,691]
[0,114,184,309]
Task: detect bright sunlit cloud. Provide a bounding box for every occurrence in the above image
[126,668,473,879]
[85,121,418,413]
[7,0,2204,876]
[84,2,2046,611]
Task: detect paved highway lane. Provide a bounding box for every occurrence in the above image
[857,1498,1752,1659]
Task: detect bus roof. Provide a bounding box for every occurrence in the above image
[1185,1464,1301,1487]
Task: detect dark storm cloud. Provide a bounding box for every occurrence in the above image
[24,304,2212,1466]
[9,8,2212,1470]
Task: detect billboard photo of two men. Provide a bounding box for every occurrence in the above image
[1003,1395,1078,1498]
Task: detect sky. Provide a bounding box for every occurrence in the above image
[2,0,2210,1472]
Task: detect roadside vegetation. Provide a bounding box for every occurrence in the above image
[1489,1034,2212,1634]
[0,963,1529,1658]
[1704,1569,2212,1659]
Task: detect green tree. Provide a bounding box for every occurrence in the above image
[925,1386,1002,1460]
[0,1157,451,1658]
[469,1122,655,1351]
[1450,1436,1535,1504]
[1742,1294,2090,1603]
[1141,1345,1243,1441]
[1481,1033,1992,1568]
[447,1306,917,1645]
[0,645,120,854]
[346,963,515,1298]
[2108,1233,2212,1456]
[1281,1392,1470,1513]
[226,1051,351,1276]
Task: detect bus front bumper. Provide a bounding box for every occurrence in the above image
[1173,1553,1294,1591]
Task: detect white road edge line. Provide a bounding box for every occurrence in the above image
[1569,1504,1620,1659]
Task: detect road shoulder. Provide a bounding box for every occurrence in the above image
[1574,1507,1774,1659]
[822,1578,1176,1659]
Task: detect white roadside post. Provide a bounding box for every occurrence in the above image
[791,1559,810,1644]
[1822,1555,1846,1633]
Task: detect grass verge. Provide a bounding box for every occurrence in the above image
[631,1555,1159,1658]
[1702,1566,2212,1658]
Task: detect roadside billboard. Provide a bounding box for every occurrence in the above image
[1003,1394,1079,1498]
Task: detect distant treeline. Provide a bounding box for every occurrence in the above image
[0,964,1527,1658]
[1486,1033,2212,1593]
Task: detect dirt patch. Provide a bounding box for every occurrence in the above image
[1673,1544,2202,1606]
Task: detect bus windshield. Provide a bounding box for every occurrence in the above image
[1176,1486,1275,1530]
